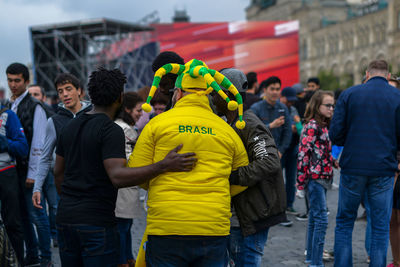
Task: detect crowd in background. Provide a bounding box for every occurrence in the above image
[0,53,399,267]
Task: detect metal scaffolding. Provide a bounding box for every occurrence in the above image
[30,18,154,94]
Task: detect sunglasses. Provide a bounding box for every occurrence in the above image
[321,104,335,109]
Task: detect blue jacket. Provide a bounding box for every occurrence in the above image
[250,100,292,154]
[0,107,29,169]
[329,76,400,176]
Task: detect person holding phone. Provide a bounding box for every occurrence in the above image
[250,76,292,159]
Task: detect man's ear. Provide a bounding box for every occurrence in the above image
[387,72,391,80]
[365,71,370,82]
[176,88,183,101]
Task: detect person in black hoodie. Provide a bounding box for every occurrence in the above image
[212,68,286,267]
[32,74,91,206]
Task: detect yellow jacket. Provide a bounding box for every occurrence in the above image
[128,93,248,236]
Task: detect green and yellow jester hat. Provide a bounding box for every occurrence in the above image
[142,58,246,129]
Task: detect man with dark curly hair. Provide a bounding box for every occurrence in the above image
[54,68,196,266]
[152,51,184,110]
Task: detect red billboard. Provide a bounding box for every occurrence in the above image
[151,21,299,88]
[98,21,299,89]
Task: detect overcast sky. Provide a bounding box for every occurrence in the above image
[0,0,249,89]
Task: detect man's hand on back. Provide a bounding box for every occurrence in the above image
[160,144,197,172]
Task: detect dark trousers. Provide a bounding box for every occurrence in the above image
[117,218,133,264]
[57,224,119,267]
[43,171,59,240]
[281,144,298,208]
[146,235,229,267]
[0,167,24,262]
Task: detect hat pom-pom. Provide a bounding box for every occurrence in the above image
[236,120,246,129]
[228,101,238,111]
[142,103,152,113]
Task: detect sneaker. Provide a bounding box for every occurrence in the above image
[279,220,293,227]
[332,182,339,189]
[40,258,53,267]
[286,207,299,215]
[24,256,40,267]
[296,213,308,221]
[323,250,334,262]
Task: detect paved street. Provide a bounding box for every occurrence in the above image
[51,170,393,266]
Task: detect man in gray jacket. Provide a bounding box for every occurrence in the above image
[212,68,287,267]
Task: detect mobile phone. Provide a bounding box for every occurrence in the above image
[278,109,285,117]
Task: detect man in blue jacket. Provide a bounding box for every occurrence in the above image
[0,105,29,263]
[250,76,292,158]
[330,59,400,267]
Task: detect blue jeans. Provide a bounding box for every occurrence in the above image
[364,191,371,257]
[306,180,328,267]
[281,145,298,208]
[229,227,269,267]
[42,171,59,240]
[57,224,119,267]
[145,235,228,267]
[24,186,51,260]
[117,218,133,264]
[334,174,394,267]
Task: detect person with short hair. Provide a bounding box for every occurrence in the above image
[28,84,47,102]
[6,62,52,266]
[245,71,261,108]
[32,73,92,250]
[250,76,292,159]
[151,51,184,109]
[306,77,320,92]
[54,68,196,266]
[330,60,400,267]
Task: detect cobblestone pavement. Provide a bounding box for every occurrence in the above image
[51,170,393,266]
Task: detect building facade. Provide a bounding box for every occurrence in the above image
[246,0,400,85]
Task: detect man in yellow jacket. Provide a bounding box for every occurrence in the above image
[129,59,249,267]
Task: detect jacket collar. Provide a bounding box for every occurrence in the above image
[174,93,212,112]
[57,100,92,118]
[366,76,388,84]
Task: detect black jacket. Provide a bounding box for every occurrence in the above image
[52,101,92,143]
[230,110,287,236]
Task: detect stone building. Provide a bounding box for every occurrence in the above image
[246,0,400,85]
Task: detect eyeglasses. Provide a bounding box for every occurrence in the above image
[321,104,335,109]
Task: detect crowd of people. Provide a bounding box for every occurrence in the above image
[0,52,399,267]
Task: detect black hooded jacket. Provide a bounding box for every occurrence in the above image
[230,110,287,236]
